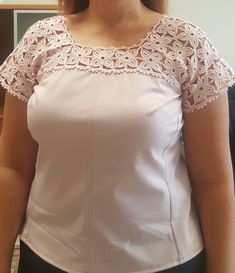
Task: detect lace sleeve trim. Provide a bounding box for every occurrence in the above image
[177,20,235,113]
[0,74,29,102]
[182,77,235,113]
[0,20,41,102]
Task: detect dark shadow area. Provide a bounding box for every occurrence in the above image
[228,84,235,179]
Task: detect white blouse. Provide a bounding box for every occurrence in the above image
[0,14,234,273]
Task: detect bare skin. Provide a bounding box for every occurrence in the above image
[64,0,163,48]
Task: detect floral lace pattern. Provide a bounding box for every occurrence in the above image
[0,14,234,113]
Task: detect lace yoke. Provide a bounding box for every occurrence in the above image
[0,14,234,113]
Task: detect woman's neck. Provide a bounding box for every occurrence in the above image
[82,0,150,27]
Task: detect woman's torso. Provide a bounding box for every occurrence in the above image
[1,13,220,273]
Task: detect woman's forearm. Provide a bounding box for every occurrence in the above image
[0,166,31,273]
[192,181,235,273]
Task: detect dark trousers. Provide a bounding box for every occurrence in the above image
[18,240,206,273]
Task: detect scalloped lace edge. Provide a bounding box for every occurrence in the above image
[0,76,29,103]
[183,77,235,114]
[42,66,181,91]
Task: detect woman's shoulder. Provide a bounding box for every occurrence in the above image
[23,15,64,39]
[36,14,64,29]
[14,15,64,50]
[14,14,68,58]
[157,14,207,42]
[151,13,218,64]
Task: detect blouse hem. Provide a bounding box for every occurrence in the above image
[19,233,204,273]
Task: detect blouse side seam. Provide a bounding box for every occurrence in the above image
[161,109,182,262]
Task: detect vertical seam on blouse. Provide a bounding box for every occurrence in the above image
[86,76,102,272]
[86,89,92,272]
[161,109,182,262]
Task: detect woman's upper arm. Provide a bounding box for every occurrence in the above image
[0,20,42,180]
[182,92,234,192]
[179,21,235,192]
[0,91,38,181]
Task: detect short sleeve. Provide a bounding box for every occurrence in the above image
[181,23,235,114]
[0,20,42,102]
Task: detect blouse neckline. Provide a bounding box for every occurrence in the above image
[60,14,166,51]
